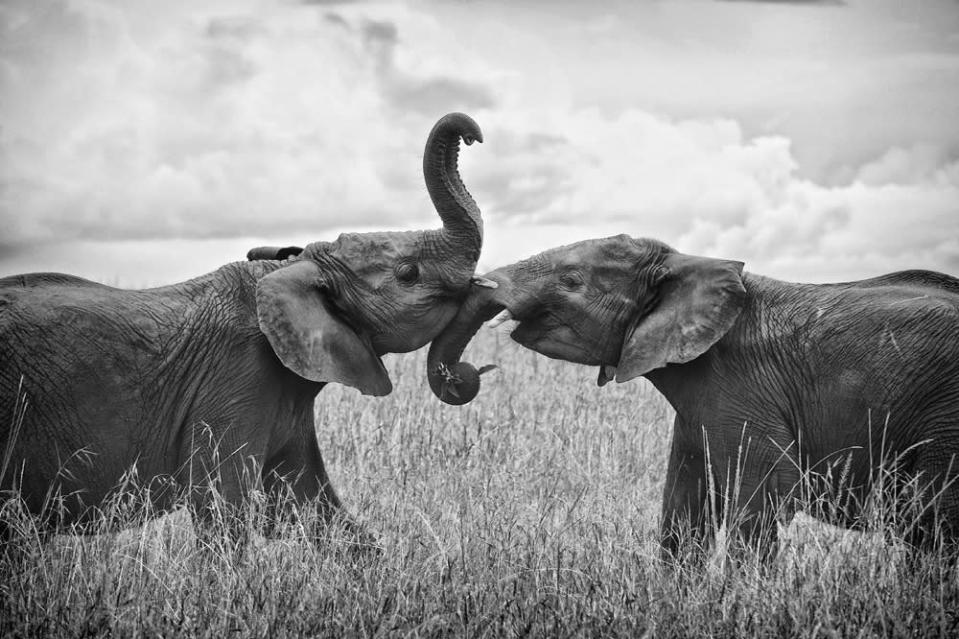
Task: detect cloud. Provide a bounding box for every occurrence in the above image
[717,0,844,5]
[469,107,959,281]
[300,0,361,5]
[854,145,957,187]
[358,16,495,115]
[0,0,500,248]
[1,0,957,286]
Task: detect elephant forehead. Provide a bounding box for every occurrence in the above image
[527,235,671,274]
[327,230,469,262]
[328,231,422,261]
[304,232,471,291]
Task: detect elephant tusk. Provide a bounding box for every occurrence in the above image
[470,276,499,289]
[486,309,513,329]
[597,364,617,387]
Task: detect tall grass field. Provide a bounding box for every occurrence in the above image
[2,330,958,637]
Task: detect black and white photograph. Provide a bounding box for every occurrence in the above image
[2,0,958,636]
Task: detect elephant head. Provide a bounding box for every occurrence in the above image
[427,234,747,404]
[254,113,490,397]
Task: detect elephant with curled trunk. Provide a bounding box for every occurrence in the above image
[0,113,490,544]
[428,234,959,555]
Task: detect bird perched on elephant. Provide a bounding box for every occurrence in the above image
[427,234,959,555]
[0,112,492,545]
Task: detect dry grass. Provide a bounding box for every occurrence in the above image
[2,330,958,637]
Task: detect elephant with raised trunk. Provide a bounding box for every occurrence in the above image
[427,234,959,555]
[0,113,489,544]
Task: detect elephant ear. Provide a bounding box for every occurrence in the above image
[255,260,392,396]
[616,253,746,382]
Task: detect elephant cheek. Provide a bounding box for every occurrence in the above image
[373,331,420,355]
[376,302,459,354]
[512,324,597,365]
[411,302,460,347]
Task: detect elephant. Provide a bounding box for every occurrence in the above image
[0,112,493,545]
[425,234,959,555]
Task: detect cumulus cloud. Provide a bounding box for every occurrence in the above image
[1,0,957,285]
[0,0,500,249]
[717,0,844,5]
[357,16,494,115]
[470,107,959,281]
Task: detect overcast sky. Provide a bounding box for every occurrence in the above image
[1,0,957,286]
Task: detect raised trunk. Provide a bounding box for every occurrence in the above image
[427,281,505,404]
[424,113,484,262]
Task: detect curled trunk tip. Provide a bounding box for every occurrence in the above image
[428,361,483,405]
[427,283,503,405]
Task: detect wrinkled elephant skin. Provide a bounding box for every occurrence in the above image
[428,234,959,554]
[0,113,486,544]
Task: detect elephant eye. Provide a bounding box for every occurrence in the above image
[559,271,584,290]
[396,261,420,284]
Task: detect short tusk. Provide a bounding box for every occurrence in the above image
[470,276,499,289]
[486,309,513,329]
[597,364,617,387]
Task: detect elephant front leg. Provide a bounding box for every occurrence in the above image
[262,425,378,551]
[729,497,781,561]
[180,428,263,554]
[660,425,711,559]
[722,448,800,561]
[901,444,959,551]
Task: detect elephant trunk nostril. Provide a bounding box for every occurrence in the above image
[426,278,502,405]
[430,362,481,405]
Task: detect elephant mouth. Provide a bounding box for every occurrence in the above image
[486,306,598,365]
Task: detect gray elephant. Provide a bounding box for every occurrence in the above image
[0,113,491,543]
[426,234,959,554]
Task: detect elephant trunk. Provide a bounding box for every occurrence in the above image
[427,276,507,405]
[424,113,484,262]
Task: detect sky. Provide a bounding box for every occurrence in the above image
[1,0,958,286]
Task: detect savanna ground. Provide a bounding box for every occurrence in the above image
[2,330,958,637]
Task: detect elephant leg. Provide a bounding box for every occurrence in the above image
[730,497,781,561]
[262,426,340,512]
[660,419,710,559]
[261,423,377,550]
[902,447,959,551]
[724,442,800,561]
[188,464,258,554]
[179,423,262,552]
